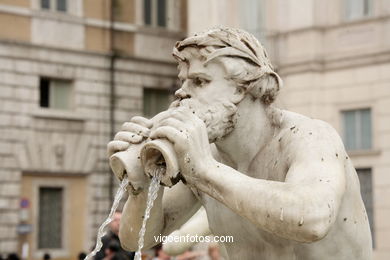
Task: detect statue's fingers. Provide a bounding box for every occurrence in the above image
[114,131,143,144]
[171,107,199,122]
[130,116,153,129]
[153,109,175,123]
[171,109,206,131]
[121,122,151,137]
[150,126,186,146]
[158,118,186,132]
[107,140,130,157]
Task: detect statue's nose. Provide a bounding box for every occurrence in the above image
[174,87,191,100]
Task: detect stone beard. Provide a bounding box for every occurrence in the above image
[170,98,238,143]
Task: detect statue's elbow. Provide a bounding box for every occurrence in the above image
[300,220,331,243]
[118,225,159,252]
[119,227,138,252]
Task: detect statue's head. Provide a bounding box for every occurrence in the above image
[173,27,282,104]
[171,27,282,142]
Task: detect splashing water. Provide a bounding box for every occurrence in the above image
[85,178,129,260]
[134,169,163,260]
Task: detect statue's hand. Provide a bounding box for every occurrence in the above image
[150,107,215,186]
[107,116,153,157]
[107,116,153,193]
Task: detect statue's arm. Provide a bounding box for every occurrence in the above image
[195,134,346,243]
[119,180,201,251]
[163,207,211,256]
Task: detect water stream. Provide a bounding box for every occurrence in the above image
[85,168,163,260]
[84,178,129,260]
[134,170,163,260]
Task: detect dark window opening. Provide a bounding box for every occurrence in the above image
[40,78,50,108]
[342,108,372,150]
[157,0,166,27]
[144,0,152,25]
[144,0,167,27]
[357,168,375,248]
[39,77,72,110]
[41,0,50,9]
[57,0,67,12]
[344,0,372,20]
[143,88,171,118]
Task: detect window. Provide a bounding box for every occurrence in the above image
[144,0,167,27]
[41,0,50,9]
[342,108,372,150]
[356,168,375,247]
[39,77,72,110]
[38,187,63,249]
[41,0,67,12]
[344,0,371,20]
[143,88,172,118]
[240,0,265,42]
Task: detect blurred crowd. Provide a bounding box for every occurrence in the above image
[0,210,222,260]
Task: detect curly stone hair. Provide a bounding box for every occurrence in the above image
[172,27,283,104]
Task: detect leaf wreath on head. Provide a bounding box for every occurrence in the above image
[173,27,277,81]
[172,27,283,104]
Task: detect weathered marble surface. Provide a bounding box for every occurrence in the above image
[108,27,372,260]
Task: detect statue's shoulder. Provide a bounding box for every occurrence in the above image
[279,110,346,152]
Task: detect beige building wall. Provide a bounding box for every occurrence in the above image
[0,0,187,257]
[20,174,88,260]
[0,39,179,256]
[0,0,29,8]
[84,0,111,21]
[0,12,30,41]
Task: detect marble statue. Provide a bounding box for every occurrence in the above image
[107,27,372,259]
[162,207,213,256]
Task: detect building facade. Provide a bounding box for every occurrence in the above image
[1,0,389,259]
[187,0,390,259]
[0,0,185,259]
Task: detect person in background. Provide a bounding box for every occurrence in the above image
[176,249,204,260]
[152,244,171,260]
[207,245,220,260]
[95,210,135,260]
[104,242,130,260]
[78,252,87,260]
[43,253,51,260]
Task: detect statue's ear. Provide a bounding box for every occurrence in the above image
[249,72,282,104]
[229,84,247,103]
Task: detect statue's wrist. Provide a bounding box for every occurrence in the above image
[191,159,219,191]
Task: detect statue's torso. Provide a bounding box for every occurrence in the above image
[198,111,372,260]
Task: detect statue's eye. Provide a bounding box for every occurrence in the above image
[192,77,208,87]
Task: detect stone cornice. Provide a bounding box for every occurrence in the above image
[267,15,390,38]
[276,49,390,75]
[0,4,185,37]
[0,40,178,77]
